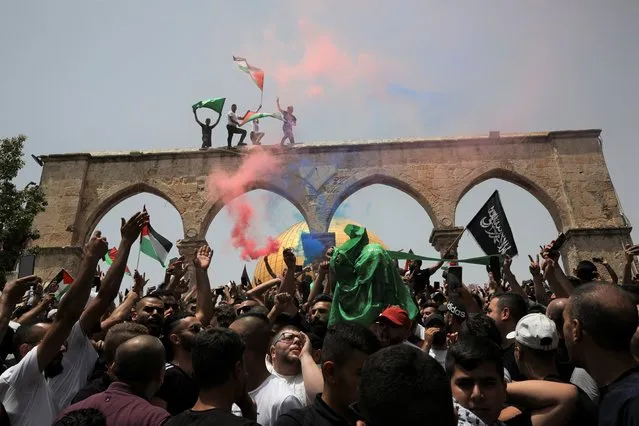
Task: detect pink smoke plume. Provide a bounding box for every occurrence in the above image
[207,149,281,260]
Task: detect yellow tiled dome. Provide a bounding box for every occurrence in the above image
[252,219,387,284]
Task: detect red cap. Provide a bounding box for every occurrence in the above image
[379,306,411,328]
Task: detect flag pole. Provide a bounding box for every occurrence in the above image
[136,240,142,271]
[260,90,263,108]
[444,228,466,256]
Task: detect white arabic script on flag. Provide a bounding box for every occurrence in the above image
[479,206,512,254]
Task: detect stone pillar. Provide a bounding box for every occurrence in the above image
[561,226,633,282]
[429,227,464,255]
[33,247,84,284]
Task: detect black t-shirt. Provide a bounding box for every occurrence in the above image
[275,393,352,426]
[503,344,526,382]
[544,374,598,426]
[412,269,432,294]
[155,363,199,415]
[598,366,639,426]
[166,408,259,426]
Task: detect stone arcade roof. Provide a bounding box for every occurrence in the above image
[40,129,602,161]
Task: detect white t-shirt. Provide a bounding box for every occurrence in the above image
[48,321,99,410]
[233,374,302,426]
[429,348,447,369]
[252,120,259,132]
[0,346,57,426]
[227,111,239,127]
[265,355,307,406]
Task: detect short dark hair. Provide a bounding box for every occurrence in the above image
[135,295,163,311]
[321,322,379,366]
[358,345,455,425]
[576,260,598,283]
[54,408,106,426]
[162,311,195,360]
[459,313,502,347]
[569,283,638,352]
[311,294,332,306]
[192,328,245,389]
[445,336,504,380]
[149,290,176,300]
[13,323,45,360]
[212,304,237,328]
[103,322,148,364]
[495,293,527,323]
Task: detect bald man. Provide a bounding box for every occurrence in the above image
[546,298,599,403]
[57,335,169,426]
[563,284,639,425]
[230,314,301,426]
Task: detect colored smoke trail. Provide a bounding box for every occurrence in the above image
[207,149,282,260]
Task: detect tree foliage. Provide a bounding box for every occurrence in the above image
[0,135,47,286]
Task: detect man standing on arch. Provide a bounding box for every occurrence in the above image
[227,104,249,148]
[193,109,220,149]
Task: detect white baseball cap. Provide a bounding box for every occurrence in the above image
[506,313,559,351]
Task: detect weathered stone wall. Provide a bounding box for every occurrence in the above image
[30,129,632,280]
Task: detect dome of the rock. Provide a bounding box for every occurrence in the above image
[252,219,387,284]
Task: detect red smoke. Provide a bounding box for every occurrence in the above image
[207,149,281,260]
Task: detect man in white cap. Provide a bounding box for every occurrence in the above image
[509,313,597,426]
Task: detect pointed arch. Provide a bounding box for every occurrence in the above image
[199,181,310,238]
[327,173,439,227]
[82,182,184,244]
[454,168,564,231]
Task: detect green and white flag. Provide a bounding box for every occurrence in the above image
[192,98,226,114]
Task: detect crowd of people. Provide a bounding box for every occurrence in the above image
[1,210,639,426]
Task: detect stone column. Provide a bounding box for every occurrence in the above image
[429,227,464,255]
[561,226,633,282]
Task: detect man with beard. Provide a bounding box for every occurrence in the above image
[132,296,166,337]
[487,293,528,381]
[0,235,108,426]
[155,312,201,415]
[372,306,413,347]
[546,298,599,403]
[421,314,448,369]
[268,326,316,405]
[230,314,302,426]
[308,295,331,338]
[563,284,639,426]
[276,322,380,426]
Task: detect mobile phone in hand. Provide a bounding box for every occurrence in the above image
[592,257,604,263]
[447,266,463,293]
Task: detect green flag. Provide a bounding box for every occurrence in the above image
[328,224,418,327]
[192,98,226,114]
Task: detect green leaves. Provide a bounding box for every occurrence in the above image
[0,135,47,286]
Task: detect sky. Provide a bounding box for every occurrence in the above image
[2,1,639,289]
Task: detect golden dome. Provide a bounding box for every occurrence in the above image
[252,219,387,284]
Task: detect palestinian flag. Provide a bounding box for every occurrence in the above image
[233,56,265,91]
[240,111,283,127]
[140,220,173,267]
[49,269,74,301]
[103,247,132,276]
[192,98,225,114]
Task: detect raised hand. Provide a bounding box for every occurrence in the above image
[528,254,542,278]
[503,256,513,276]
[167,257,186,280]
[274,292,292,309]
[194,245,213,271]
[133,270,148,295]
[2,275,41,306]
[319,260,329,272]
[120,211,149,244]
[86,233,109,261]
[283,248,296,269]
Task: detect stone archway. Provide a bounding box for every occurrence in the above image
[30,130,632,280]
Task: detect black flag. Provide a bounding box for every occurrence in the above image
[467,191,518,257]
[241,265,251,288]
